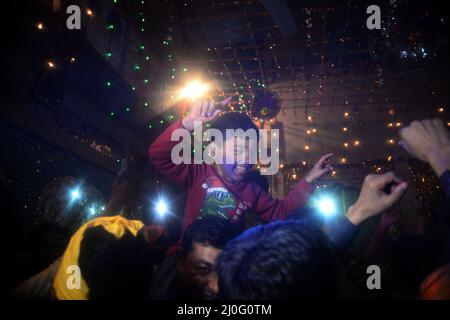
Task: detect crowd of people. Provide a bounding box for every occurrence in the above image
[7,98,450,300]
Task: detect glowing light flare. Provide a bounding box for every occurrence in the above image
[179,80,209,99]
[155,198,169,218]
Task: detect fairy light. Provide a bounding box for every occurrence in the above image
[86,8,93,16]
[387,138,395,145]
[304,145,310,151]
[353,140,360,146]
[36,22,44,30]
[438,107,445,113]
[344,142,349,148]
[342,127,348,132]
[340,157,347,164]
[47,61,55,68]
[344,112,349,118]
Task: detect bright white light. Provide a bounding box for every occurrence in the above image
[180,80,208,99]
[317,197,337,217]
[69,187,82,202]
[155,199,169,217]
[89,206,96,215]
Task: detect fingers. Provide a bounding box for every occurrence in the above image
[219,96,232,107]
[384,181,408,207]
[371,171,403,189]
[316,153,333,167]
[206,100,216,117]
[200,99,210,117]
[432,118,450,145]
[210,109,221,120]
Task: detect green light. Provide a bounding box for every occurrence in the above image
[110,111,115,116]
[182,67,188,72]
[139,44,145,50]
[105,52,112,58]
[140,27,145,32]
[145,56,150,61]
[106,24,114,30]
[144,102,148,107]
[169,115,174,119]
[160,120,164,124]
[148,124,152,128]
[141,18,145,22]
[168,54,172,58]
[172,68,176,72]
[144,79,149,84]
[125,107,130,112]
[106,81,112,86]
[134,64,140,71]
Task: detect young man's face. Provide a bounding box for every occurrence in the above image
[176,242,222,300]
[215,136,253,183]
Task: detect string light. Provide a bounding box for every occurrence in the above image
[70,57,76,63]
[36,22,44,30]
[387,138,395,145]
[47,61,55,68]
[353,140,360,146]
[340,157,347,164]
[342,127,348,132]
[344,142,349,148]
[86,8,93,16]
[304,145,310,151]
[437,107,445,113]
[344,112,349,118]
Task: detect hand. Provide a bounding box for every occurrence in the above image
[346,172,408,226]
[181,97,232,131]
[399,118,450,176]
[304,153,333,184]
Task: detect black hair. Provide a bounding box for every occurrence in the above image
[210,112,259,139]
[216,220,339,299]
[179,216,242,259]
[78,225,155,299]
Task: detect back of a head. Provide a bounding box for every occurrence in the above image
[210,112,259,138]
[78,226,155,299]
[217,220,339,299]
[179,216,242,258]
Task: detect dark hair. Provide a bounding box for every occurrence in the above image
[78,226,155,299]
[217,220,339,299]
[210,112,259,139]
[179,216,241,259]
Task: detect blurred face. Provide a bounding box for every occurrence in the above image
[215,136,253,183]
[176,242,221,300]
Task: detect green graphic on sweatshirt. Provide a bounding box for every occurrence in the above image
[200,177,237,219]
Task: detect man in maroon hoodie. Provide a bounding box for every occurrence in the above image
[149,98,332,234]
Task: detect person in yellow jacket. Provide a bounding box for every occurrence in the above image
[11,215,165,300]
